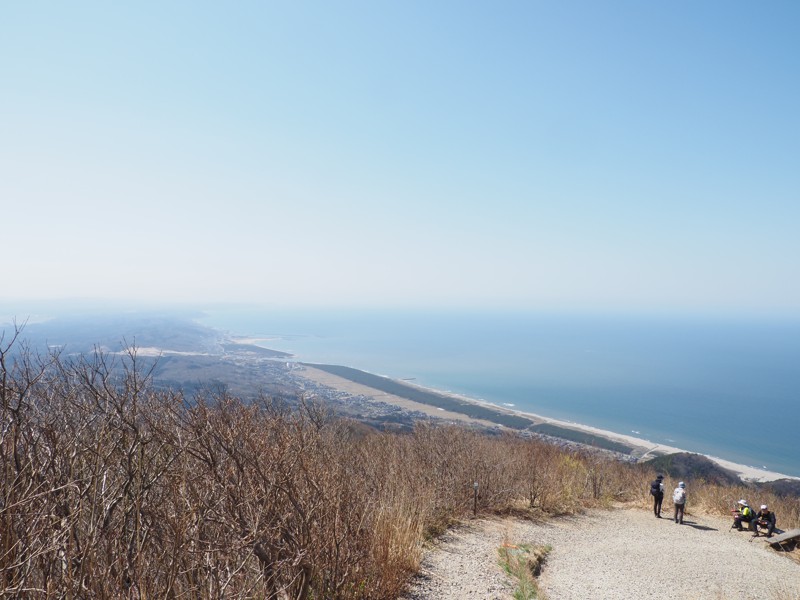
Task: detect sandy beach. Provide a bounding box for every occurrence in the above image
[296,363,797,483]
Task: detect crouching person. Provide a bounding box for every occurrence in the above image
[733,500,755,532]
[754,505,776,537]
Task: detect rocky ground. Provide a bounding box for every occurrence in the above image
[401,507,800,600]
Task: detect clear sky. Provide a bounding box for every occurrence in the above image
[1,1,798,315]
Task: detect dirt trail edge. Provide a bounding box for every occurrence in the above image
[401,507,800,600]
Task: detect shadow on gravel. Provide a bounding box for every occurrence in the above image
[400,573,432,600]
[681,520,718,531]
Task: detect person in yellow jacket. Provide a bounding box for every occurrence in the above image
[733,499,755,531]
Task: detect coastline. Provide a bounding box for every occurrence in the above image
[294,363,797,484]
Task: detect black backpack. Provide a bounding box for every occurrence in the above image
[650,480,662,496]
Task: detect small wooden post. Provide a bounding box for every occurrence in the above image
[473,481,479,517]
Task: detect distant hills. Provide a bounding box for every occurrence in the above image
[1,312,297,399]
[3,312,221,354]
[644,452,800,496]
[644,453,741,486]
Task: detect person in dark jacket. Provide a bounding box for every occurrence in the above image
[650,474,665,518]
[753,504,776,537]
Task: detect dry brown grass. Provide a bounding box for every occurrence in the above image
[1,333,797,597]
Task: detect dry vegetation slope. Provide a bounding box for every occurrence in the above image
[1,335,798,598]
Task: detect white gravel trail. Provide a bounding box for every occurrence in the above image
[401,507,800,600]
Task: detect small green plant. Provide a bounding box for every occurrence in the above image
[498,541,552,599]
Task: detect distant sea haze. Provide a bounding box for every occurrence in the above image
[200,310,800,478]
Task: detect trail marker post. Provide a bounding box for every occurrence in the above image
[473,481,479,517]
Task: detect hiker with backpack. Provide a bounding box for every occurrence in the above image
[673,481,687,524]
[649,474,665,518]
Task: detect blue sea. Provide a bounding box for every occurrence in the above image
[198,309,800,478]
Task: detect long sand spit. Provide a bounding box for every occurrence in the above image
[296,364,797,483]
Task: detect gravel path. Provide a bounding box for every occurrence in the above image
[401,507,800,600]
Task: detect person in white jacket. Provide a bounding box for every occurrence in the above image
[673,482,687,524]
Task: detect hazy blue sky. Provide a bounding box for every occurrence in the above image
[2,1,798,315]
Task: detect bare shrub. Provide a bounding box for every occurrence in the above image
[0,335,442,598]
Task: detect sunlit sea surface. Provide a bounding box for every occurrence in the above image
[199,310,800,478]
